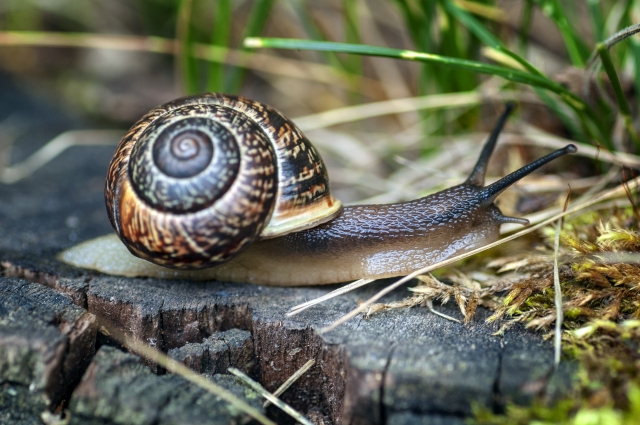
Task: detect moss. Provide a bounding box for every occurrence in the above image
[472,208,640,423]
[372,207,640,422]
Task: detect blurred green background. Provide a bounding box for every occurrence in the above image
[0,0,638,208]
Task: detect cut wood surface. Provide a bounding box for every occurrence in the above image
[70,345,263,425]
[0,73,578,425]
[0,279,97,424]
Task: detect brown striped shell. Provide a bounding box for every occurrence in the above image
[105,93,342,270]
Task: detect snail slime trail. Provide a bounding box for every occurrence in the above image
[59,96,577,286]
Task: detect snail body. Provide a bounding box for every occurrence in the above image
[60,95,576,286]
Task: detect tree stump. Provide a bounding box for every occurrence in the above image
[0,73,577,425]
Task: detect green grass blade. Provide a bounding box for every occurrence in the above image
[394,0,428,50]
[619,1,639,90]
[518,0,533,54]
[244,38,577,100]
[586,0,605,43]
[597,42,640,149]
[226,0,276,94]
[245,37,608,145]
[534,0,586,67]
[176,0,199,95]
[207,0,232,93]
[394,0,436,94]
[438,0,474,92]
[598,44,632,118]
[442,0,544,78]
[534,87,586,142]
[418,1,439,94]
[629,38,640,99]
[442,0,501,49]
[593,23,640,56]
[343,0,362,78]
[288,2,345,72]
[441,0,601,143]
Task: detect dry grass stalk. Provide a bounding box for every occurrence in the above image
[263,359,316,408]
[365,271,529,324]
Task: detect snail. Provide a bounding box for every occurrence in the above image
[59,93,577,286]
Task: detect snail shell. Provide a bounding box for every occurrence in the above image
[106,93,341,269]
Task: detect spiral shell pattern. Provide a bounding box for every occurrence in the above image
[105,93,341,269]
